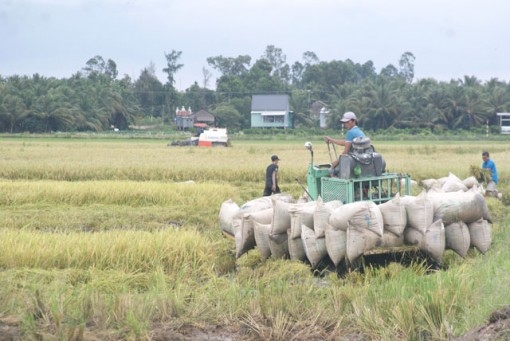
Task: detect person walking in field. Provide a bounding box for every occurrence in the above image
[324,112,366,177]
[263,155,281,196]
[482,151,499,197]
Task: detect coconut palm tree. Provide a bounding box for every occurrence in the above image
[481,86,510,125]
[362,78,403,130]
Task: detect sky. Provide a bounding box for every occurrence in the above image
[1,0,509,90]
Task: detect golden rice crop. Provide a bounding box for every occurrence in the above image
[0,139,507,183]
[0,228,218,277]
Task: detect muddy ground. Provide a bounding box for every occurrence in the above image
[1,306,510,340]
[454,306,510,341]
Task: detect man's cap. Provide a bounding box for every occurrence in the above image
[271,155,280,161]
[340,111,358,122]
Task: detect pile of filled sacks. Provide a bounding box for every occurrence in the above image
[219,176,492,267]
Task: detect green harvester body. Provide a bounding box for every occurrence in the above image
[306,162,411,204]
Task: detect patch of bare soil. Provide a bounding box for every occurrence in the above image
[455,306,510,341]
[151,324,243,341]
[0,316,20,341]
[4,306,508,341]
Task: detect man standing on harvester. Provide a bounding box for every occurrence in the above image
[263,155,281,196]
[324,112,366,177]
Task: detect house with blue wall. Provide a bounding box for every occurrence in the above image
[251,94,293,128]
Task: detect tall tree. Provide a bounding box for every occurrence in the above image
[244,59,286,93]
[362,78,403,130]
[262,45,289,82]
[291,61,305,88]
[380,64,399,78]
[453,87,486,129]
[82,55,118,80]
[134,64,165,118]
[303,51,319,66]
[482,86,510,125]
[212,103,242,129]
[206,55,251,77]
[202,67,212,89]
[162,50,183,86]
[182,82,215,111]
[398,52,415,83]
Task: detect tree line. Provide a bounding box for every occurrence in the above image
[1,47,509,133]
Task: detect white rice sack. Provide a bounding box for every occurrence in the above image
[272,193,296,203]
[325,228,346,266]
[422,219,446,263]
[301,224,327,268]
[427,184,445,193]
[325,200,343,210]
[236,196,272,217]
[287,229,307,261]
[421,179,438,190]
[442,172,468,192]
[404,227,423,246]
[219,199,240,236]
[382,231,405,248]
[269,232,289,259]
[289,204,315,239]
[437,176,448,186]
[469,184,484,195]
[344,202,384,265]
[271,198,292,235]
[404,219,445,264]
[314,197,342,238]
[329,202,366,231]
[348,201,384,238]
[296,193,309,203]
[427,191,492,226]
[236,194,293,218]
[403,191,434,235]
[233,218,244,258]
[235,208,273,258]
[253,221,271,260]
[445,221,470,258]
[468,219,492,254]
[249,208,274,223]
[401,178,418,188]
[462,176,479,189]
[277,201,316,236]
[379,193,407,236]
[345,225,381,264]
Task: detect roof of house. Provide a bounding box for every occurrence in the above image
[176,108,192,117]
[191,110,215,122]
[251,94,290,111]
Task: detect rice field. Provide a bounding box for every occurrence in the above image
[0,137,509,340]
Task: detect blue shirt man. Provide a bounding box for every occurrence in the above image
[345,126,366,153]
[482,151,498,184]
[324,112,366,176]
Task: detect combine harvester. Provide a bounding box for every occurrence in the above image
[169,127,230,147]
[219,138,492,269]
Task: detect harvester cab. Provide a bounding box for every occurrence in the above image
[305,137,411,204]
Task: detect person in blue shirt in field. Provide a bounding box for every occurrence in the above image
[482,151,499,197]
[324,112,366,177]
